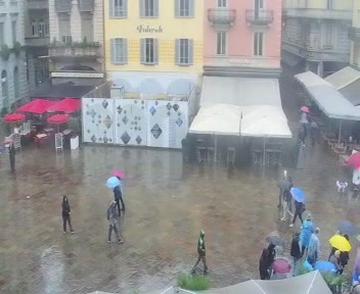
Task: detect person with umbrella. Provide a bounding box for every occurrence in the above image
[191,230,208,275]
[290,232,302,275]
[300,213,315,256]
[8,142,15,173]
[259,242,276,280]
[113,170,125,213]
[352,246,360,291]
[106,176,124,215]
[329,250,343,274]
[107,201,124,244]
[289,187,306,228]
[307,227,320,267]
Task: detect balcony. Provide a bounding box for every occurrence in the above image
[55,0,71,13]
[27,0,48,10]
[208,8,236,29]
[349,27,360,41]
[246,10,274,26]
[25,36,49,47]
[79,0,94,12]
[284,8,352,21]
[49,42,102,59]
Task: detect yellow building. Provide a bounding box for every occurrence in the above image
[104,0,204,98]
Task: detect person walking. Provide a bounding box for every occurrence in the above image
[299,214,315,256]
[259,243,276,280]
[290,232,302,276]
[307,227,320,267]
[290,200,305,227]
[8,142,15,173]
[107,201,124,244]
[310,120,319,146]
[113,185,125,215]
[329,250,343,274]
[352,246,360,291]
[191,230,208,274]
[277,171,292,209]
[62,195,74,234]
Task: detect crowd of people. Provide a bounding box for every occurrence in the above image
[258,170,360,293]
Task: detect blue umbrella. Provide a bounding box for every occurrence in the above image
[315,261,337,274]
[291,187,306,203]
[338,220,359,236]
[106,176,121,190]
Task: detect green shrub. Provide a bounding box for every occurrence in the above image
[177,274,210,291]
[12,41,22,55]
[322,273,350,294]
[0,44,10,61]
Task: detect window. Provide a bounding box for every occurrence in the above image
[13,67,19,99]
[175,0,194,17]
[0,23,4,46]
[254,32,264,56]
[1,70,8,109]
[140,0,159,17]
[255,0,264,18]
[176,39,193,65]
[327,0,334,9]
[218,0,227,8]
[81,15,94,42]
[59,15,71,43]
[112,38,128,64]
[216,32,226,55]
[324,23,334,48]
[141,38,158,64]
[31,21,37,36]
[12,20,17,45]
[110,0,127,18]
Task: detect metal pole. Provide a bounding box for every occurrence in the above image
[214,134,217,163]
[263,137,266,167]
[338,120,342,144]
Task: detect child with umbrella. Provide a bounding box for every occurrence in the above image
[289,187,306,228]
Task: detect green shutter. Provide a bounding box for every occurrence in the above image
[189,39,193,65]
[154,39,158,64]
[175,39,180,65]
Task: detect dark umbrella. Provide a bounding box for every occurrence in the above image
[338,220,359,236]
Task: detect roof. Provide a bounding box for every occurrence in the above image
[339,78,360,106]
[189,104,291,138]
[190,76,291,138]
[30,82,98,99]
[200,76,281,107]
[295,71,360,121]
[325,66,360,90]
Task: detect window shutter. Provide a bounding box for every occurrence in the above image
[140,38,145,63]
[111,39,116,64]
[139,0,144,17]
[189,39,193,65]
[123,39,128,63]
[154,39,159,64]
[189,0,195,17]
[175,39,180,65]
[123,0,128,17]
[175,0,179,17]
[109,0,114,17]
[154,0,159,17]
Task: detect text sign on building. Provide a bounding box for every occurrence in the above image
[136,25,163,33]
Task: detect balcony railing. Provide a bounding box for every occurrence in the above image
[284,8,352,21]
[349,27,360,41]
[208,8,236,28]
[49,42,101,59]
[79,0,94,12]
[55,0,71,13]
[25,36,50,47]
[246,10,274,25]
[27,0,48,10]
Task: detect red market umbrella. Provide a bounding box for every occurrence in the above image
[112,170,126,179]
[347,151,360,169]
[17,99,56,115]
[47,114,70,125]
[47,98,81,114]
[3,113,25,123]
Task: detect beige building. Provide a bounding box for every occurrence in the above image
[47,0,104,89]
[283,0,353,76]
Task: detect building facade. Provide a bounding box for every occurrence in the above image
[0,0,28,112]
[204,0,282,77]
[104,0,204,99]
[283,0,353,76]
[349,0,360,68]
[24,0,49,91]
[48,0,104,87]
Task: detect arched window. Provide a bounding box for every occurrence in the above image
[13,67,19,99]
[1,70,8,109]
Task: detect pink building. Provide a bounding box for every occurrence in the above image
[204,0,282,77]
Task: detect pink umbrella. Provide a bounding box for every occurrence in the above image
[301,106,310,113]
[272,258,291,274]
[347,152,360,170]
[112,170,125,179]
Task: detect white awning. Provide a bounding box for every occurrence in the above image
[189,104,292,138]
[295,71,360,121]
[325,66,360,90]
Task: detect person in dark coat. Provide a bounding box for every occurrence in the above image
[191,230,208,274]
[62,195,74,233]
[107,201,124,244]
[9,143,15,173]
[290,232,302,275]
[290,200,304,227]
[113,185,125,215]
[259,243,276,280]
